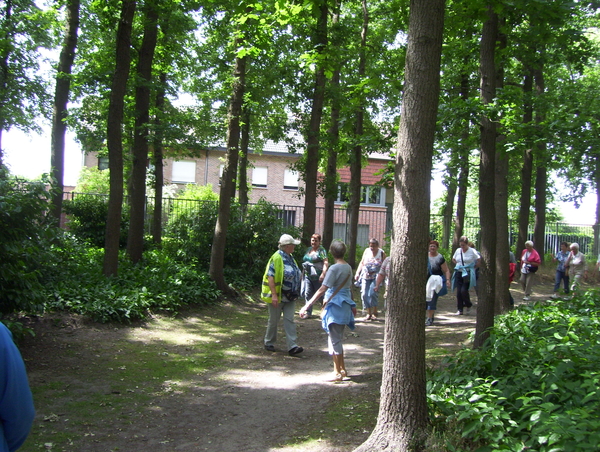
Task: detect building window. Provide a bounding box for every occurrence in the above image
[283,169,298,190]
[278,209,296,227]
[98,157,109,170]
[252,167,268,188]
[336,183,385,206]
[172,161,196,184]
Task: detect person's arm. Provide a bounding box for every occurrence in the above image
[268,275,279,309]
[300,284,329,315]
[319,253,329,282]
[374,272,385,292]
[355,258,364,281]
[441,261,452,287]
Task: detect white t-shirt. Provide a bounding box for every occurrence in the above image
[452,247,479,266]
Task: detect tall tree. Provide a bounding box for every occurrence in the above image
[302,0,328,245]
[354,0,445,448]
[127,0,159,263]
[210,34,247,292]
[103,0,137,277]
[50,0,80,224]
[474,3,498,349]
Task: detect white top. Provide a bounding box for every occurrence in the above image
[452,247,479,266]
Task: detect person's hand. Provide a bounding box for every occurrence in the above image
[351,307,357,316]
[299,303,310,317]
[271,296,279,309]
[374,285,379,292]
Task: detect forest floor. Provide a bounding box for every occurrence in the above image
[17,269,597,452]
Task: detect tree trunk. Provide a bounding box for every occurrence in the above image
[0,0,13,168]
[594,155,600,256]
[127,1,159,263]
[354,0,445,449]
[238,107,250,206]
[474,4,498,349]
[152,72,166,245]
[442,165,456,250]
[452,73,471,253]
[322,0,342,252]
[210,49,246,292]
[516,69,534,256]
[103,0,137,277]
[50,0,80,225]
[533,66,547,257]
[302,0,328,245]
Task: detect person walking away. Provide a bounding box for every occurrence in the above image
[355,238,386,320]
[518,240,541,301]
[552,241,570,299]
[300,240,356,381]
[300,234,329,319]
[261,234,304,356]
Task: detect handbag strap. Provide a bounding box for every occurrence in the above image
[325,272,352,304]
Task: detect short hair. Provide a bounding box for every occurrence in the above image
[560,241,569,248]
[329,240,346,259]
[525,240,534,247]
[571,242,579,249]
[369,238,379,246]
[459,236,469,244]
[311,233,322,241]
[429,240,439,247]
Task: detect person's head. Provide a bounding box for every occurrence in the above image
[560,241,569,251]
[369,238,379,251]
[429,240,439,254]
[458,236,469,251]
[278,234,301,253]
[310,234,322,248]
[570,242,579,252]
[329,240,346,259]
[525,240,534,250]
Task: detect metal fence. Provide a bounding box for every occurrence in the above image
[62,192,598,255]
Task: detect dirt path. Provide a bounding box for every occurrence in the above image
[17,275,572,452]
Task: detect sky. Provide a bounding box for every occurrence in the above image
[3,128,597,225]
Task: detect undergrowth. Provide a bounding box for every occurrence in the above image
[427,290,600,451]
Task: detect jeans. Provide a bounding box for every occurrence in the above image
[360,278,378,310]
[553,270,570,294]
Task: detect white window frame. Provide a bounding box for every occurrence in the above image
[283,169,299,190]
[252,166,268,188]
[336,183,385,206]
[172,161,196,184]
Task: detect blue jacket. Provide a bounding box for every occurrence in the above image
[0,323,35,452]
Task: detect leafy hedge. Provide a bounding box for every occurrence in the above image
[43,242,221,323]
[428,291,600,451]
[0,170,60,315]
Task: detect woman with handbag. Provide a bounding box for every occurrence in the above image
[355,238,386,320]
[300,240,357,382]
[519,240,541,301]
[452,236,480,315]
[300,233,329,319]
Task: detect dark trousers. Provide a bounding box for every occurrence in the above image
[553,270,570,294]
[454,272,472,313]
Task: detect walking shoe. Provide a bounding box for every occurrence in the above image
[454,311,463,315]
[551,293,558,299]
[264,345,276,352]
[425,318,433,326]
[523,296,530,301]
[288,346,304,356]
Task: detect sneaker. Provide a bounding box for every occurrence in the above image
[454,311,463,315]
[523,296,530,301]
[425,318,433,326]
[264,345,276,352]
[551,293,558,299]
[288,346,304,356]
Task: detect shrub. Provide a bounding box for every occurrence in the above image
[0,169,60,315]
[427,291,600,451]
[63,193,128,248]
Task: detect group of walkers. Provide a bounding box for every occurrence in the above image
[260,233,599,382]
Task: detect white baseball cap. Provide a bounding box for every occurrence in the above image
[279,234,301,246]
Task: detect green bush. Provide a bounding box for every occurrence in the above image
[63,193,128,248]
[0,169,60,315]
[427,291,600,451]
[44,240,221,323]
